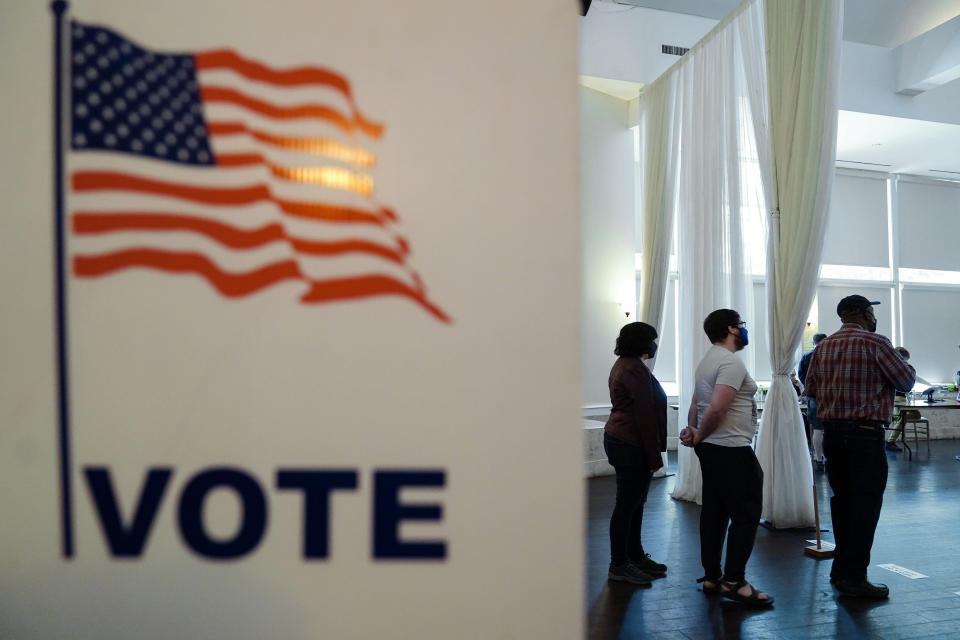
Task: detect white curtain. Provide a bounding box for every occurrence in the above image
[753,0,843,528]
[635,0,842,510]
[667,5,758,504]
[637,76,679,335]
[636,75,681,478]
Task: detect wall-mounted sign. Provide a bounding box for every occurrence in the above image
[0,0,582,637]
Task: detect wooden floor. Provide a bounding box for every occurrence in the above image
[586,439,960,640]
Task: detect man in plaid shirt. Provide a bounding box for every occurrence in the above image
[805,295,915,600]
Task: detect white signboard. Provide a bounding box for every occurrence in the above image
[0,1,582,637]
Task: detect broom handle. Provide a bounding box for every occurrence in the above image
[806,401,824,549]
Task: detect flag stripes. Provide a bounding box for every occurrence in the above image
[69,21,448,321]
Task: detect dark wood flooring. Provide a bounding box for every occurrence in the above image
[586,440,960,639]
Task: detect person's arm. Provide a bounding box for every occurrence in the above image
[679,395,698,447]
[804,351,819,400]
[798,353,810,386]
[877,340,916,393]
[687,384,737,446]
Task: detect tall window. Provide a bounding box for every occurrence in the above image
[637,162,960,391]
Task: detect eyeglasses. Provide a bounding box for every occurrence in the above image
[735,321,747,328]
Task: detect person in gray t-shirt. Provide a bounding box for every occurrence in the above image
[680,308,772,608]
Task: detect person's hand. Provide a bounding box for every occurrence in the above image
[680,426,697,448]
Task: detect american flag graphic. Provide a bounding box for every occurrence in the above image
[68,21,449,322]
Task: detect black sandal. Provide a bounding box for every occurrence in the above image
[720,579,774,607]
[696,576,722,595]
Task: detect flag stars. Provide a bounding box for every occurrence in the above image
[71,24,215,164]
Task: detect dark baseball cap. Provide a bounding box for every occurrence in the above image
[837,294,880,316]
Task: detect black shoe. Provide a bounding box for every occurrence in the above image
[815,460,825,472]
[885,442,902,452]
[833,578,889,599]
[630,553,667,576]
[608,562,652,585]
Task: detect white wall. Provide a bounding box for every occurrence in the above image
[839,41,960,126]
[580,87,636,407]
[579,4,716,84]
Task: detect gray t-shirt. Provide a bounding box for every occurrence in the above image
[694,345,758,447]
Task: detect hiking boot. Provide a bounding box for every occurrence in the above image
[608,562,652,585]
[630,553,667,576]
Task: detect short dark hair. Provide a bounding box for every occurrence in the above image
[813,333,827,345]
[895,346,910,360]
[615,322,658,356]
[703,309,740,344]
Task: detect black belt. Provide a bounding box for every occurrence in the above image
[822,419,887,431]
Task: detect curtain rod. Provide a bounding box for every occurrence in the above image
[640,0,758,97]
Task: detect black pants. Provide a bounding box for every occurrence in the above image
[823,423,887,581]
[694,442,763,582]
[604,432,653,565]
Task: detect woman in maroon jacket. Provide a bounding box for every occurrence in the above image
[604,322,668,585]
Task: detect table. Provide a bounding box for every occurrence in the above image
[893,398,960,460]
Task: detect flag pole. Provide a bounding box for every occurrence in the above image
[51,0,74,559]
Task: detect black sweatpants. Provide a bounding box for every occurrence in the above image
[823,423,887,582]
[694,442,763,582]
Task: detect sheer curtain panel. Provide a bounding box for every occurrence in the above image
[753,0,843,528]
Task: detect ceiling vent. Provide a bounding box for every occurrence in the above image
[661,44,690,56]
[836,159,892,168]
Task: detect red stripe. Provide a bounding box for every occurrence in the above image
[74,248,451,322]
[201,85,357,133]
[194,49,383,137]
[72,211,408,263]
[72,171,392,225]
[74,249,303,297]
[301,275,451,323]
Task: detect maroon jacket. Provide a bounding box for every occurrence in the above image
[604,356,668,472]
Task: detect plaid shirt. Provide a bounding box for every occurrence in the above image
[805,323,916,424]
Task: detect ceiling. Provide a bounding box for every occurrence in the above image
[598,0,960,179]
[609,0,960,47]
[836,111,960,179]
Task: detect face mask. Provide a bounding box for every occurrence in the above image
[738,326,749,347]
[646,342,658,358]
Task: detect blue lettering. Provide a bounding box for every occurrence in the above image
[373,470,446,559]
[84,466,171,557]
[178,468,266,559]
[276,470,358,558]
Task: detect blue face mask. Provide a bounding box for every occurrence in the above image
[738,326,749,347]
[646,342,658,358]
